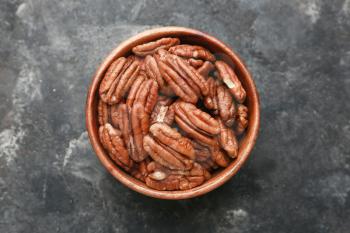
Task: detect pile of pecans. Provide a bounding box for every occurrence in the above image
[97,37,248,191]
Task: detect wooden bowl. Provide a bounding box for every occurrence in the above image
[85,27,260,200]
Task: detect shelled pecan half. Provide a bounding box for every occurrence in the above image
[158,59,198,103]
[126,75,147,108]
[132,79,159,114]
[210,146,230,167]
[217,85,236,127]
[217,118,238,159]
[204,78,236,127]
[150,96,175,125]
[143,134,193,170]
[169,44,216,62]
[130,158,150,182]
[98,99,109,126]
[197,61,215,78]
[116,103,135,160]
[215,61,246,103]
[187,58,204,68]
[110,103,121,129]
[235,104,248,135]
[99,57,140,104]
[174,101,220,146]
[144,122,195,170]
[157,50,209,99]
[204,77,219,113]
[150,123,195,160]
[131,104,149,162]
[132,37,180,56]
[99,123,133,170]
[145,161,210,191]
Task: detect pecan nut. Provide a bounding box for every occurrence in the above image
[99,57,127,102]
[110,103,121,129]
[197,61,215,78]
[157,50,209,100]
[123,79,159,161]
[150,123,195,160]
[215,61,246,103]
[192,139,229,168]
[143,123,195,170]
[98,99,109,126]
[204,77,219,112]
[187,58,204,68]
[99,123,133,170]
[130,158,150,182]
[144,54,175,96]
[132,79,159,114]
[145,161,210,191]
[218,119,238,159]
[143,135,193,170]
[210,147,230,167]
[235,104,248,135]
[158,59,198,103]
[132,37,180,56]
[117,102,154,162]
[217,85,236,127]
[204,78,236,127]
[116,103,136,160]
[131,104,150,161]
[169,44,216,62]
[174,101,220,146]
[126,75,147,108]
[150,96,175,125]
[145,55,164,90]
[100,57,140,104]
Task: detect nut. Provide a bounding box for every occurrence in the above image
[145,161,210,191]
[150,96,175,125]
[100,57,140,104]
[198,61,215,78]
[174,102,220,146]
[98,99,109,126]
[204,77,236,127]
[99,123,133,170]
[126,74,147,108]
[169,44,216,62]
[210,147,230,167]
[217,118,238,159]
[130,159,150,182]
[215,60,246,103]
[217,85,236,127]
[144,123,195,171]
[158,59,199,103]
[132,37,180,56]
[150,123,195,160]
[143,135,193,170]
[186,58,204,68]
[235,104,248,135]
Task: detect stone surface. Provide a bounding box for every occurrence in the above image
[1,0,349,232]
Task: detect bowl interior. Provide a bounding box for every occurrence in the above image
[86,27,259,199]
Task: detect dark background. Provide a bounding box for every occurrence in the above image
[1,0,349,232]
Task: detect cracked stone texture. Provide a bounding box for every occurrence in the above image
[1,0,349,232]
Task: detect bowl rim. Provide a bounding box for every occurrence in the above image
[85,26,260,200]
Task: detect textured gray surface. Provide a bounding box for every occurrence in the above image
[1,0,350,232]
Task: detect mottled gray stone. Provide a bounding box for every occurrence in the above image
[0,0,349,232]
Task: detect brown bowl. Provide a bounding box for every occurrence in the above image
[85,27,260,200]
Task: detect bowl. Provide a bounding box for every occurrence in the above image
[85,27,260,200]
